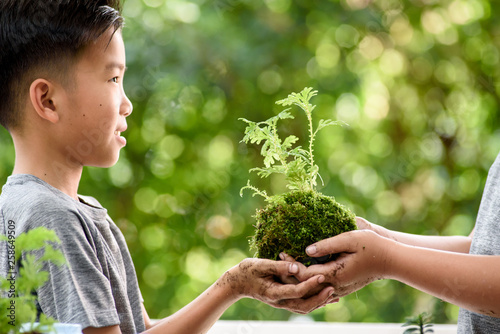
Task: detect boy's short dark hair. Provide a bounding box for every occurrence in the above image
[0,0,124,131]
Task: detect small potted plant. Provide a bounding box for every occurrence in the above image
[240,87,357,265]
[402,312,434,334]
[1,226,80,333]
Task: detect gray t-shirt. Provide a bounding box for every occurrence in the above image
[0,174,146,333]
[457,152,500,333]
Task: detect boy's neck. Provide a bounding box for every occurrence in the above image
[12,135,83,200]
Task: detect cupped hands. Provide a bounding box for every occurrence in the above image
[222,258,339,314]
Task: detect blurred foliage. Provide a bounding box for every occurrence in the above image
[1,0,500,325]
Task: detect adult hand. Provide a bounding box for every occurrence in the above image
[298,229,394,298]
[223,258,339,314]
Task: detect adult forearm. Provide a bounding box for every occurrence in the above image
[387,242,500,317]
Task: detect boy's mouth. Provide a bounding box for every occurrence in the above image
[115,128,127,146]
[115,125,127,138]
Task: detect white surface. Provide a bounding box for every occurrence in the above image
[21,323,82,334]
[208,321,457,334]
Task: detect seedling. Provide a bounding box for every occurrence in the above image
[1,227,65,333]
[402,312,434,334]
[240,87,357,265]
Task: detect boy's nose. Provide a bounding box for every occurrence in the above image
[121,93,133,117]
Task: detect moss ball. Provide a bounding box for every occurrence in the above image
[250,190,357,266]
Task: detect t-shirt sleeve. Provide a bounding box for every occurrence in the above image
[28,208,121,329]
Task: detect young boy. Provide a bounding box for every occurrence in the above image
[0,1,337,333]
[290,155,500,332]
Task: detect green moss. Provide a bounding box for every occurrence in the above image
[250,190,357,266]
[241,88,356,265]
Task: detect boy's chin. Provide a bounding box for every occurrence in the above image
[88,153,121,168]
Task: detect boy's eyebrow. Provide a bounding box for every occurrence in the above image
[104,62,128,72]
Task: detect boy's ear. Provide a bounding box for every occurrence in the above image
[29,79,60,124]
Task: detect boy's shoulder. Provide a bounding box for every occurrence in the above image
[0,174,106,234]
[1,174,76,210]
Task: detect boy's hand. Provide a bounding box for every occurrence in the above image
[223,258,338,314]
[297,229,393,298]
[277,252,330,298]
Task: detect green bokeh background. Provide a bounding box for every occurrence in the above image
[1,0,499,324]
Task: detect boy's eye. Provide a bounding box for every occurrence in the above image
[110,77,119,83]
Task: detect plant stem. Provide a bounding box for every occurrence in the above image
[305,103,315,191]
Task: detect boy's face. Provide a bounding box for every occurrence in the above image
[57,28,132,168]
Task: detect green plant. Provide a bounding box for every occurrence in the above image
[240,87,357,265]
[402,312,434,334]
[1,227,66,334]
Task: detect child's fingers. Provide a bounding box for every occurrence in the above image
[279,252,296,262]
[275,255,300,284]
[328,297,340,304]
[274,285,336,314]
[254,258,309,277]
[240,258,299,279]
[306,230,363,257]
[279,253,310,280]
[308,288,340,310]
[279,275,300,284]
[276,274,327,300]
[355,216,371,230]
